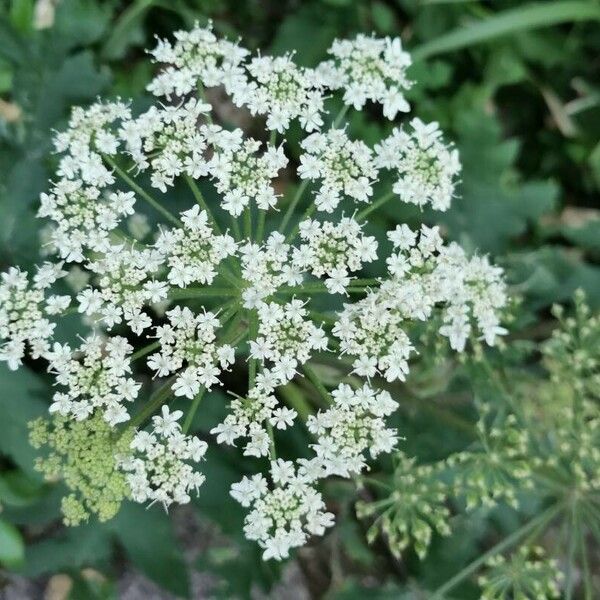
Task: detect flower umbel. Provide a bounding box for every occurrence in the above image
[0,25,509,561]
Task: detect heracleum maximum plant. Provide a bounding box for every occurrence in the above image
[0,25,508,562]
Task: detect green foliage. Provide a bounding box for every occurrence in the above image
[1,0,599,597]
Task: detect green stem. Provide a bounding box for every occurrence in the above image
[355,191,395,222]
[256,209,266,242]
[302,364,332,406]
[430,504,563,599]
[267,420,277,460]
[184,174,221,234]
[128,377,175,430]
[169,287,239,300]
[197,81,213,124]
[248,310,258,389]
[279,180,309,234]
[269,129,277,145]
[230,215,242,241]
[244,206,252,239]
[131,340,160,362]
[331,104,350,128]
[182,386,206,434]
[103,154,181,226]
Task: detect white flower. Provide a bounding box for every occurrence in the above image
[298,129,377,212]
[374,118,461,211]
[45,335,140,426]
[0,265,67,369]
[148,307,234,399]
[230,463,334,560]
[120,407,207,508]
[147,22,249,99]
[316,34,412,119]
[293,217,377,293]
[156,205,236,287]
[308,383,398,477]
[231,54,325,133]
[209,131,287,215]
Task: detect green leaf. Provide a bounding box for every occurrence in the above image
[269,7,337,66]
[101,0,156,60]
[9,0,34,34]
[0,470,45,507]
[0,364,48,475]
[441,110,558,253]
[109,502,190,598]
[53,0,112,50]
[0,519,25,568]
[413,2,600,60]
[561,219,600,253]
[21,522,112,577]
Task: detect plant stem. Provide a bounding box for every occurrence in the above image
[182,386,206,434]
[244,205,252,239]
[267,420,277,460]
[184,174,222,234]
[230,215,242,241]
[302,364,332,406]
[256,209,266,242]
[248,310,258,388]
[169,287,239,300]
[131,340,160,362]
[331,104,350,128]
[279,180,308,234]
[103,154,181,226]
[356,191,395,222]
[128,377,175,430]
[430,504,563,599]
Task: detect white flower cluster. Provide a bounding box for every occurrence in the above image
[294,217,378,293]
[230,460,334,560]
[157,205,236,287]
[39,182,135,262]
[43,101,132,261]
[46,335,140,426]
[0,264,69,370]
[211,384,297,457]
[317,34,412,119]
[334,225,507,379]
[121,98,211,192]
[120,406,208,507]
[307,383,398,477]
[147,23,248,98]
[249,300,327,383]
[299,129,377,212]
[375,118,460,211]
[77,244,165,333]
[0,25,510,561]
[148,306,234,398]
[239,233,301,308]
[232,54,324,133]
[209,133,287,215]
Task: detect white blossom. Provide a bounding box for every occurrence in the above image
[317,34,412,119]
[148,306,235,399]
[120,405,208,507]
[298,129,377,212]
[46,335,140,426]
[0,264,67,369]
[374,118,460,211]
